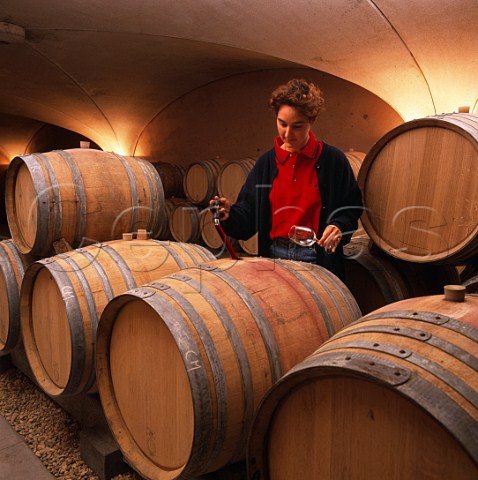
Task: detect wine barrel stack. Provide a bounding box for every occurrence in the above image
[1,148,172,362]
[0,112,476,480]
[169,156,258,255]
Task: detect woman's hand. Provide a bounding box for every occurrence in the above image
[209,196,232,222]
[317,225,342,253]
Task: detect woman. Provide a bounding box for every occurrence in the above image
[211,78,362,280]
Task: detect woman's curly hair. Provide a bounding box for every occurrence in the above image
[269,78,324,121]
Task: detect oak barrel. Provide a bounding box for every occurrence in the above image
[200,209,223,250]
[238,233,258,256]
[157,198,184,241]
[199,207,237,253]
[345,150,367,238]
[0,239,37,354]
[344,149,365,179]
[169,200,203,244]
[344,235,460,314]
[95,257,361,480]
[6,149,166,257]
[183,157,229,205]
[216,157,256,203]
[248,292,478,480]
[358,113,478,264]
[20,239,215,396]
[153,161,185,198]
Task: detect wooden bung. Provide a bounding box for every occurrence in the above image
[444,284,466,302]
[136,229,148,240]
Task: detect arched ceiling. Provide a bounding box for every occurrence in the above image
[1,0,477,155]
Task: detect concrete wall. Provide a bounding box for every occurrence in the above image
[134,68,404,166]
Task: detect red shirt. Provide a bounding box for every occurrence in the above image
[269,132,323,239]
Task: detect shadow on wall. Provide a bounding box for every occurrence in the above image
[26,124,101,154]
[134,67,404,165]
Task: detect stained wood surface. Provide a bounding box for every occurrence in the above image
[358,114,478,264]
[96,257,362,480]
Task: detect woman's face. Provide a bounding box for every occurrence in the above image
[276,105,314,152]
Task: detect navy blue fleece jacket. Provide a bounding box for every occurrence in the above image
[221,142,363,279]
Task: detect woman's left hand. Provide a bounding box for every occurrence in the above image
[317,225,342,253]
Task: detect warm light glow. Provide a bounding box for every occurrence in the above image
[399,97,478,121]
[112,148,128,156]
[0,143,25,162]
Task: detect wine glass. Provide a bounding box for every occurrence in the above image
[288,225,318,246]
[288,225,333,254]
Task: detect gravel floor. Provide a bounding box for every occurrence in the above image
[0,365,143,480]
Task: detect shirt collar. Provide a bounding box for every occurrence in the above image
[274,132,318,164]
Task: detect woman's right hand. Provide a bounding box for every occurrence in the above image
[210,196,231,221]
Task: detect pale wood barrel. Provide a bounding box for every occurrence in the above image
[153,161,185,198]
[5,148,166,257]
[169,200,202,244]
[183,157,229,205]
[345,150,367,237]
[344,235,460,314]
[0,239,37,354]
[248,292,478,480]
[157,198,185,241]
[358,113,478,264]
[95,257,361,480]
[238,233,258,256]
[199,207,237,253]
[345,149,365,179]
[217,157,256,203]
[20,239,215,396]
